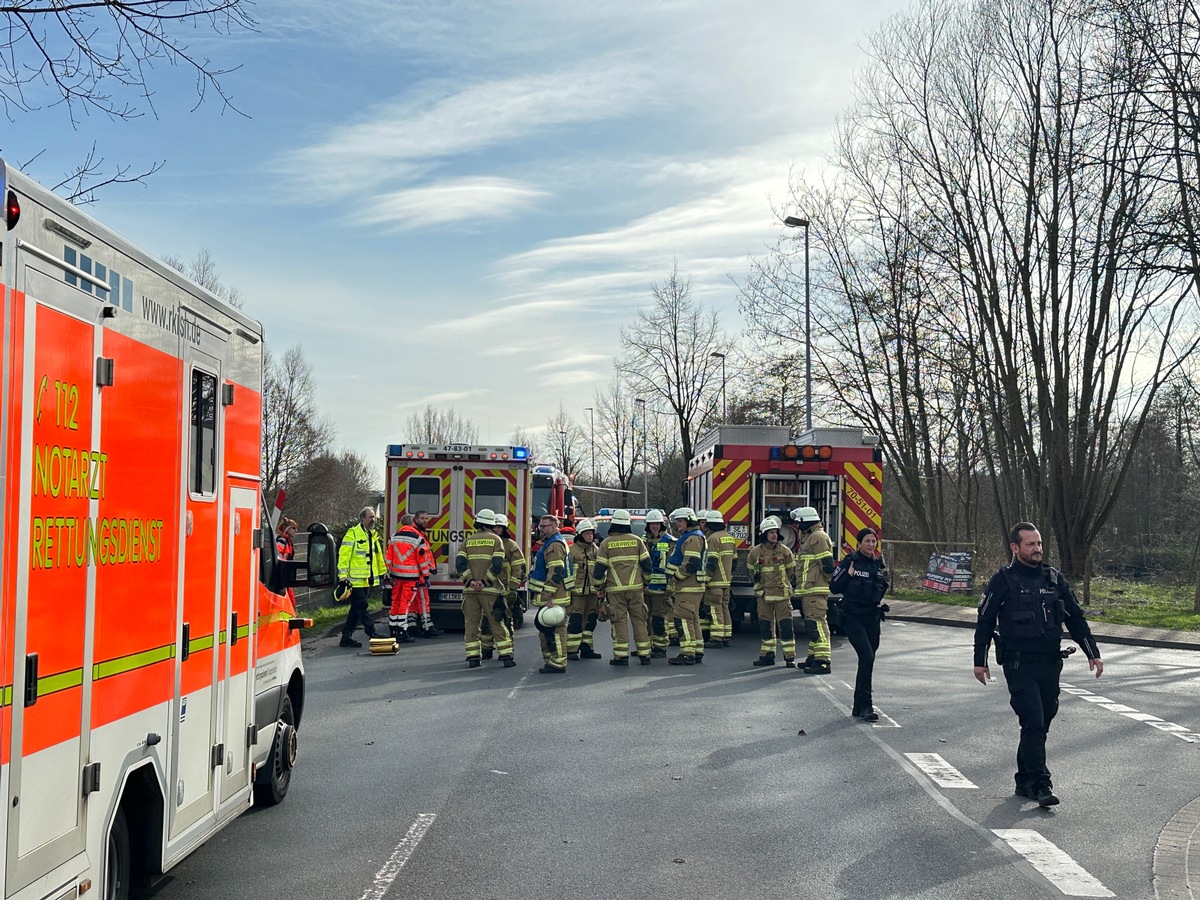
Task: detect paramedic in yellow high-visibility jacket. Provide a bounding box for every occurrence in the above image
[337,506,387,648]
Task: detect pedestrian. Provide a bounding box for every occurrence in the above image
[385,514,433,643]
[792,506,836,674]
[455,509,513,668]
[275,517,297,560]
[642,509,677,657]
[973,522,1103,808]
[594,509,654,665]
[567,518,603,660]
[337,507,387,648]
[665,507,707,666]
[528,514,574,674]
[830,528,890,720]
[746,516,797,667]
[703,509,737,647]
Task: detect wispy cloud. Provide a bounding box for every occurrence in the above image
[392,389,491,411]
[355,177,548,230]
[280,58,657,197]
[530,353,610,372]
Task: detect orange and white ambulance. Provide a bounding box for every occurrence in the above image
[383,444,532,630]
[0,162,335,900]
[688,425,883,626]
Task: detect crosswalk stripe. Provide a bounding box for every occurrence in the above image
[992,829,1114,897]
[904,753,977,788]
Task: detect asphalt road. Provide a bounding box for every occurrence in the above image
[163,620,1200,899]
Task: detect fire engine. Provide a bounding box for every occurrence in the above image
[688,425,882,625]
[0,162,335,900]
[383,444,532,630]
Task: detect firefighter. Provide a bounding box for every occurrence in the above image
[454,509,513,668]
[747,516,797,666]
[528,514,574,674]
[696,510,715,642]
[642,509,676,657]
[792,506,836,674]
[385,514,433,643]
[594,509,654,665]
[337,506,388,648]
[567,518,603,660]
[665,507,707,666]
[703,509,736,647]
[480,513,526,656]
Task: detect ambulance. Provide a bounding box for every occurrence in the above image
[383,444,532,630]
[687,424,882,627]
[0,161,335,900]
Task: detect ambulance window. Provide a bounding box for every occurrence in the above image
[190,369,218,496]
[408,477,440,514]
[476,478,506,515]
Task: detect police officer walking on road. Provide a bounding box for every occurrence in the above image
[973,522,1103,808]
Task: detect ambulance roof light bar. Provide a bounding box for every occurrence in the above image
[770,444,833,461]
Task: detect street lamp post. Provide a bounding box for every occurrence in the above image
[634,398,647,508]
[559,430,567,473]
[709,351,727,422]
[584,406,596,485]
[784,215,812,432]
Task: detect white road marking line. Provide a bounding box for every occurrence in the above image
[359,813,437,900]
[904,753,978,788]
[992,829,1115,897]
[1060,684,1199,744]
[507,669,534,699]
[871,708,900,728]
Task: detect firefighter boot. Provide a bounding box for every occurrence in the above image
[806,658,831,675]
[501,656,517,668]
[753,652,776,667]
[579,643,602,660]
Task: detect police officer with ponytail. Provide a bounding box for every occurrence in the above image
[973,522,1103,808]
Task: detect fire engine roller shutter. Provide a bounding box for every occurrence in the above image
[712,459,751,541]
[840,462,882,549]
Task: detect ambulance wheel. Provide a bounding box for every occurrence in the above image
[255,695,296,807]
[105,808,131,900]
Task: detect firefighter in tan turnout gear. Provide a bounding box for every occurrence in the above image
[594,509,654,665]
[455,509,514,669]
[567,518,603,660]
[642,509,676,656]
[480,513,526,656]
[666,507,707,666]
[747,516,798,667]
[792,505,836,674]
[703,509,737,647]
[528,514,574,674]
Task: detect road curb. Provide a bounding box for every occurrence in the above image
[1154,794,1200,899]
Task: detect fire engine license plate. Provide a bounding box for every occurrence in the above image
[440,592,463,602]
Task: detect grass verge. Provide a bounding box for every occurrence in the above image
[891,575,1200,632]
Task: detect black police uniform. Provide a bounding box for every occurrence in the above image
[830,550,888,717]
[974,560,1100,799]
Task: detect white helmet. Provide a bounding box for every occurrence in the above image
[705,509,724,524]
[534,604,566,631]
[670,507,696,522]
[760,515,782,532]
[495,514,511,528]
[645,509,666,524]
[575,517,595,533]
[475,508,498,527]
[696,509,710,522]
[611,509,632,525]
[791,506,820,525]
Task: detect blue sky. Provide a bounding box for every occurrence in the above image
[11,0,910,479]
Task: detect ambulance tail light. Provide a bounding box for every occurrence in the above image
[501,452,509,460]
[5,190,18,230]
[490,452,498,459]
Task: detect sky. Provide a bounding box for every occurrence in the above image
[9,0,912,482]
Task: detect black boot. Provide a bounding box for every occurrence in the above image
[467,659,481,668]
[639,655,652,665]
[339,636,362,648]
[609,657,629,666]
[579,644,602,660]
[805,659,831,675]
[650,647,667,658]
[753,652,776,667]
[482,648,494,660]
[501,657,516,668]
[855,707,879,722]
[667,654,694,666]
[538,664,566,675]
[784,657,796,668]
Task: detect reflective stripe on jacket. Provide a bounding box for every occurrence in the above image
[594,534,650,592]
[747,541,795,601]
[795,524,834,596]
[338,523,386,587]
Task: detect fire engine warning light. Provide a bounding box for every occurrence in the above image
[771,444,833,461]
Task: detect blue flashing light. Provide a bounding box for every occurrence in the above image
[769,447,781,460]
[598,507,612,516]
[387,444,404,456]
[513,446,529,460]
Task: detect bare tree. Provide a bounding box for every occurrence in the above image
[284,450,376,535]
[403,406,480,444]
[509,426,543,461]
[545,404,586,478]
[163,248,244,308]
[592,377,640,492]
[2,0,254,196]
[261,344,334,499]
[619,264,726,468]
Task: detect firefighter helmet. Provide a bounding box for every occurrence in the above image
[611,509,632,525]
[495,514,511,528]
[759,516,782,532]
[534,604,566,633]
[645,509,666,524]
[705,509,724,524]
[791,506,820,525]
[576,518,595,534]
[670,507,696,522]
[476,508,498,527]
[333,578,353,602]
